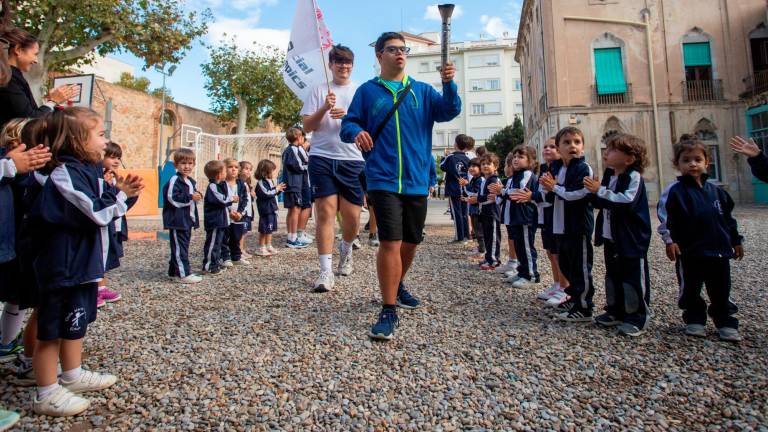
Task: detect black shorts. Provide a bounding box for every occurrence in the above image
[541,228,559,253]
[37,283,98,341]
[284,191,302,209]
[258,213,278,234]
[368,191,428,244]
[301,186,312,209]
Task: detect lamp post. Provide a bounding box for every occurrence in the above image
[156,64,177,166]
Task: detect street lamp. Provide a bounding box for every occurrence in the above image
[156,64,177,166]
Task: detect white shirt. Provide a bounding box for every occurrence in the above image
[300,81,362,161]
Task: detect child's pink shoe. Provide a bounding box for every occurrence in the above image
[98,287,122,304]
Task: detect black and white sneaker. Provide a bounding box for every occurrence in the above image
[594,313,621,327]
[556,308,593,322]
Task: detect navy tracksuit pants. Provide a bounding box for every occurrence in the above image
[603,241,651,329]
[558,235,595,312]
[448,196,469,241]
[510,224,539,281]
[203,228,226,271]
[676,255,738,329]
[168,229,192,278]
[221,223,246,262]
[481,215,501,265]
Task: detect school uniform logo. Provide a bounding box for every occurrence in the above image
[65,307,86,333]
[713,199,723,215]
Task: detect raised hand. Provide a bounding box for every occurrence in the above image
[440,62,456,83]
[539,172,556,192]
[6,144,51,174]
[729,136,761,158]
[583,176,601,194]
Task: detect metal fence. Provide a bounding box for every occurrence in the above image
[189,132,287,187]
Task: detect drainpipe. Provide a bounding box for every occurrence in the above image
[563,11,664,195]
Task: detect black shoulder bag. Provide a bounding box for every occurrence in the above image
[370,82,413,143]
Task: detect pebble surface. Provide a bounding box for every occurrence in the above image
[2,206,767,431]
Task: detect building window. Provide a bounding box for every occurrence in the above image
[470,78,501,91]
[594,47,627,95]
[694,118,721,182]
[419,62,430,73]
[432,61,442,71]
[469,54,500,68]
[471,102,501,115]
[683,42,713,81]
[515,103,524,114]
[514,80,522,90]
[470,127,501,141]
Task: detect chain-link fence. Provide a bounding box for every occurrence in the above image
[188,132,287,187]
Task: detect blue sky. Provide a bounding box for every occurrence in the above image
[112,0,523,112]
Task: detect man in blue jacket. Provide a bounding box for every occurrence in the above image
[341,31,461,341]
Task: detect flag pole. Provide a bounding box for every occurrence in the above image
[311,0,332,93]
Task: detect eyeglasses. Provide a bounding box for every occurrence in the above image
[381,45,410,55]
[332,61,353,68]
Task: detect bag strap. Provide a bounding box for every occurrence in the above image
[371,81,413,143]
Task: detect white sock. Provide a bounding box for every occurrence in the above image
[288,233,297,242]
[1,303,26,345]
[319,254,333,272]
[37,383,60,400]
[341,240,353,255]
[554,282,560,290]
[298,230,305,237]
[61,366,82,382]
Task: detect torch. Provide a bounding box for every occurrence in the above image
[438,4,455,69]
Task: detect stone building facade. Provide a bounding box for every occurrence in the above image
[515,0,764,202]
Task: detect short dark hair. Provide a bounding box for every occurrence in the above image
[555,126,584,146]
[204,160,225,180]
[673,134,710,164]
[606,133,649,174]
[475,146,487,157]
[255,159,277,180]
[468,157,481,169]
[173,148,195,165]
[455,134,475,151]
[105,141,123,159]
[375,32,405,54]
[511,145,540,174]
[329,44,354,64]
[480,153,499,168]
[286,127,303,144]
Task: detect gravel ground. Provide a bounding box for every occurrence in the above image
[2,205,767,431]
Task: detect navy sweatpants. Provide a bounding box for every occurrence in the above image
[221,223,246,262]
[448,196,469,241]
[558,235,595,312]
[480,215,501,265]
[676,255,738,329]
[203,228,226,271]
[603,241,651,329]
[168,229,192,278]
[511,224,539,281]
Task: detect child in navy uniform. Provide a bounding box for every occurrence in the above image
[202,160,238,273]
[503,145,540,288]
[31,107,143,416]
[282,127,309,248]
[539,126,595,322]
[585,133,651,337]
[476,153,502,269]
[440,134,473,242]
[221,158,249,266]
[658,135,744,342]
[162,148,202,284]
[238,161,256,257]
[254,159,285,257]
[462,158,484,255]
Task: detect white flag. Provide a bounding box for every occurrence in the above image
[283,0,333,101]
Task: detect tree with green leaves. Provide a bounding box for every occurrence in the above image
[485,116,525,176]
[11,0,210,99]
[202,39,302,156]
[115,72,150,93]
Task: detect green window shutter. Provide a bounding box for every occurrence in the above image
[594,48,627,95]
[683,42,712,67]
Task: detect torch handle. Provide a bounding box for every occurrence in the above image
[441,19,451,67]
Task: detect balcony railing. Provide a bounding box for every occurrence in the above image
[682,79,724,102]
[742,70,768,99]
[591,83,633,106]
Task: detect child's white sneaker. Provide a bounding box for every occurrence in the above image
[495,260,518,273]
[233,259,251,265]
[222,260,234,268]
[33,386,90,417]
[545,290,570,307]
[267,245,276,254]
[718,327,742,342]
[255,248,271,257]
[537,284,558,300]
[685,323,707,338]
[61,370,117,393]
[511,277,533,288]
[175,274,202,284]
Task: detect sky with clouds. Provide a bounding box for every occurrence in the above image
[112,0,523,112]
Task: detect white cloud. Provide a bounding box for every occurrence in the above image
[207,15,290,51]
[186,0,277,12]
[480,15,514,38]
[424,4,464,21]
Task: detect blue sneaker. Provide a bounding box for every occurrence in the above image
[286,239,309,249]
[368,309,399,341]
[0,337,23,364]
[0,409,20,432]
[396,282,422,309]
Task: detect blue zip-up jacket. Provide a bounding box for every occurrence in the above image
[657,174,742,257]
[501,169,538,226]
[31,156,128,291]
[592,168,651,258]
[467,176,483,216]
[255,178,280,216]
[545,157,594,237]
[0,152,17,262]
[204,180,233,230]
[534,161,560,227]
[240,180,255,220]
[104,178,139,268]
[478,174,501,219]
[747,153,768,183]
[440,151,470,197]
[341,75,461,195]
[162,173,199,230]
[282,145,307,193]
